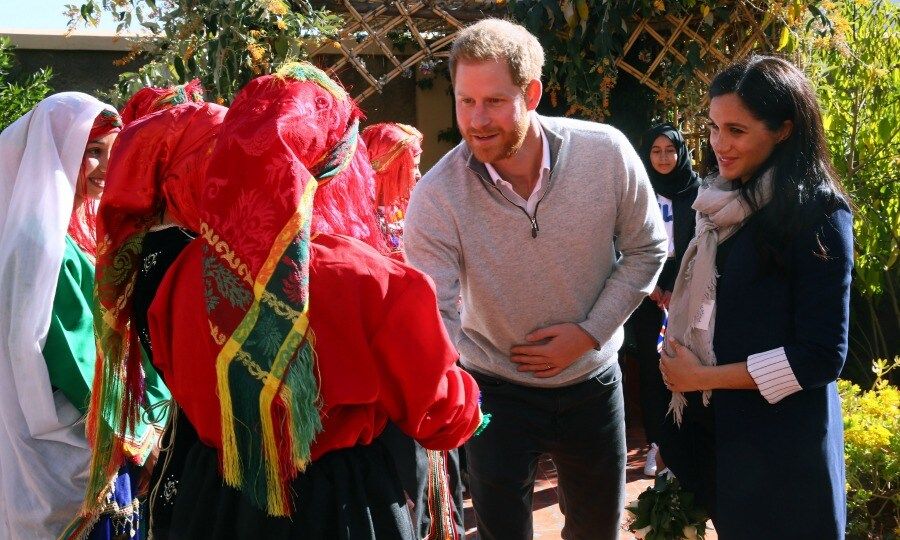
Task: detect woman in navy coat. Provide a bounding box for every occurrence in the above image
[660,55,853,540]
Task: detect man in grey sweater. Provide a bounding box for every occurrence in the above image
[404,18,666,540]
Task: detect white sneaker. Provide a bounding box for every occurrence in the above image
[644,443,658,477]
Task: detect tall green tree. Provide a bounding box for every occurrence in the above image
[803,0,900,373]
[0,37,53,131]
[69,0,341,105]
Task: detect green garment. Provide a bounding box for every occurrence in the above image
[42,236,170,444]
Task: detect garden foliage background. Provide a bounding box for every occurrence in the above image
[0,37,52,130]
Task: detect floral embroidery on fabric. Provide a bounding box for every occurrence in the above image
[162,476,178,505]
[218,189,281,265]
[281,271,304,306]
[280,253,308,306]
[142,251,159,273]
[204,278,219,312]
[249,311,282,357]
[202,245,252,310]
[98,234,144,292]
[199,222,254,287]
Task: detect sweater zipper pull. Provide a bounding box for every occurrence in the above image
[530,216,539,238]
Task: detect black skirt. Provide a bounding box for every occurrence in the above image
[133,226,198,538]
[147,408,199,539]
[168,439,416,539]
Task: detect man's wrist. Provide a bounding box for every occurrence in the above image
[574,322,600,349]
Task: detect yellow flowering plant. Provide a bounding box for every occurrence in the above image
[839,357,900,539]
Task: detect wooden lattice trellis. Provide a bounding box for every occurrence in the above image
[313,0,503,102]
[316,0,784,161]
[616,2,779,160]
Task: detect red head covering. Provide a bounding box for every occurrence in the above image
[119,79,205,125]
[361,122,423,207]
[88,109,123,140]
[85,102,227,512]
[68,109,123,259]
[196,62,380,515]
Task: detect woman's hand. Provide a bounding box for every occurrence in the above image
[658,290,672,310]
[650,287,671,310]
[659,338,707,392]
[649,287,662,305]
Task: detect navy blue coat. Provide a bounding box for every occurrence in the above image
[711,200,853,539]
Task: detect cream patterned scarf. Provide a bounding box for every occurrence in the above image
[665,170,773,424]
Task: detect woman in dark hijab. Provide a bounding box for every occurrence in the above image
[627,123,701,477]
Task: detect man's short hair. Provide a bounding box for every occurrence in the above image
[449,18,545,89]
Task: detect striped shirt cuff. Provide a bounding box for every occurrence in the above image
[746,347,802,404]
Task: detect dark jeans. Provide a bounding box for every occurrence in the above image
[466,362,626,540]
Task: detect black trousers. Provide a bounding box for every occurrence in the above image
[627,297,670,444]
[465,362,626,540]
[379,422,464,537]
[656,392,717,521]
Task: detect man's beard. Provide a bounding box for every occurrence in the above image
[464,114,529,164]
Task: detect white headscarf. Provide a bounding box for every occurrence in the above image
[0,92,117,538]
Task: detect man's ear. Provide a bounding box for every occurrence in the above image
[525,79,542,111]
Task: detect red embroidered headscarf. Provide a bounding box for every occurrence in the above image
[88,109,123,140]
[119,79,205,125]
[84,102,227,513]
[197,62,381,516]
[68,110,122,258]
[361,122,423,208]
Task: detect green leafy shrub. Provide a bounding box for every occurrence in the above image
[0,37,53,131]
[69,0,341,106]
[803,0,900,375]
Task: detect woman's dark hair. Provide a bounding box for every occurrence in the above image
[708,55,849,270]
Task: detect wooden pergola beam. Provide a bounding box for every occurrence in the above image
[320,0,501,22]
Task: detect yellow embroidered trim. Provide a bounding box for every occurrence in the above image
[215,178,318,493]
[257,179,318,514]
[200,222,254,287]
[209,321,227,346]
[262,290,301,320]
[370,136,415,172]
[235,350,268,382]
